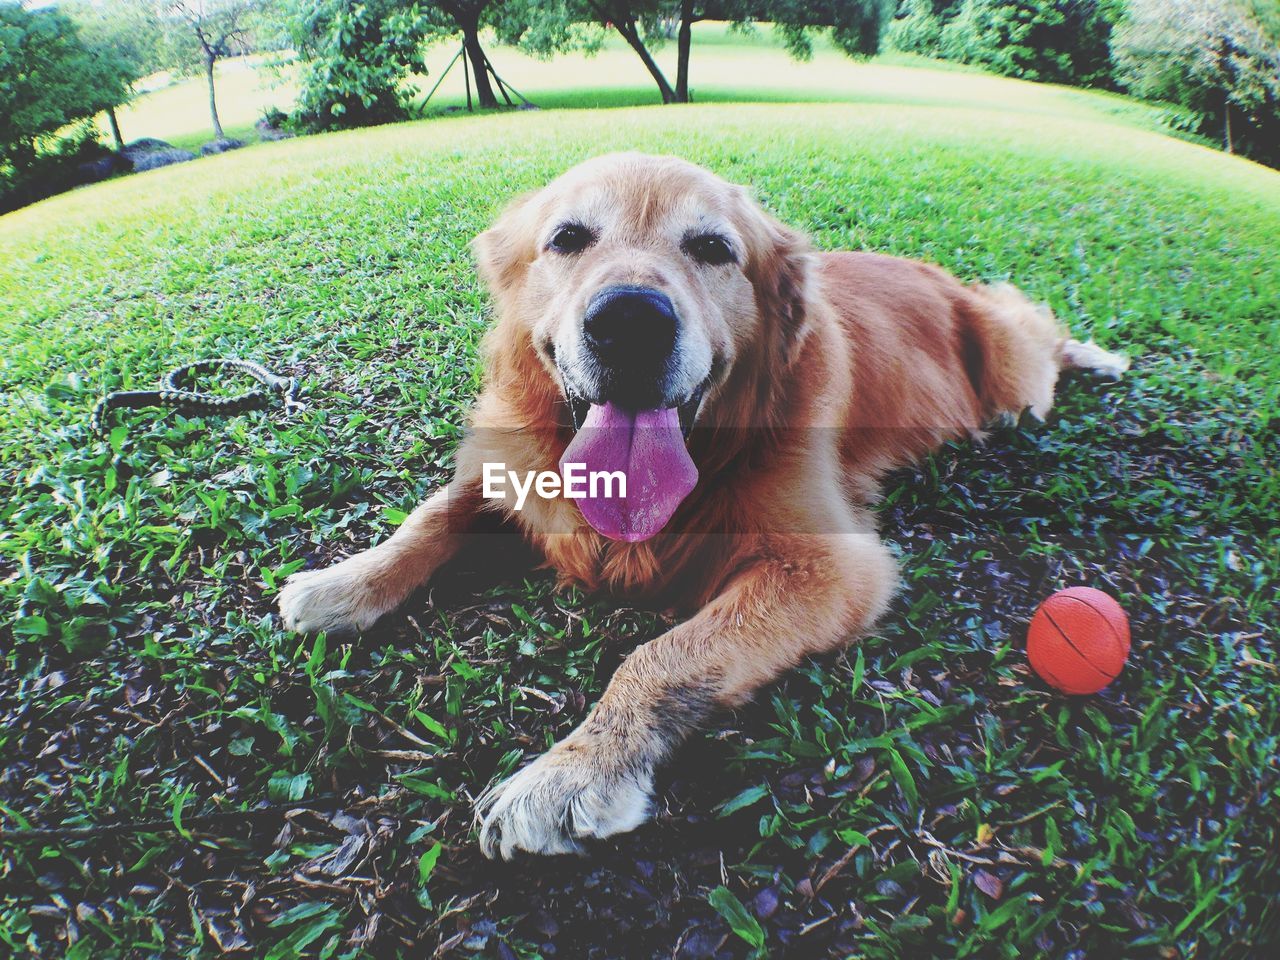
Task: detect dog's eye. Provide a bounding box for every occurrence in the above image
[547,224,595,254]
[683,233,737,266]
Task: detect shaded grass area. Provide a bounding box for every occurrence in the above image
[1,103,1278,957]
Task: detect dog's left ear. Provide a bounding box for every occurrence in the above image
[473,191,539,296]
[742,198,815,364]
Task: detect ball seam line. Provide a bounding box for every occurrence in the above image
[1057,593,1128,662]
[1040,607,1119,682]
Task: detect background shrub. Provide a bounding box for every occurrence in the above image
[1112,0,1280,165]
[0,2,132,211]
[936,0,1120,86]
[282,0,435,132]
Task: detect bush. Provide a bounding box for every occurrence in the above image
[1,2,133,211]
[281,0,432,132]
[260,106,289,129]
[1113,0,1280,166]
[938,0,1119,86]
[0,124,119,214]
[886,1,1120,87]
[886,0,947,54]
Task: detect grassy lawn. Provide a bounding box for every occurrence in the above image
[3,37,1279,960]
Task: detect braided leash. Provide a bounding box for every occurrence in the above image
[91,359,303,434]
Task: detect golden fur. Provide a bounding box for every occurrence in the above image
[279,153,1126,858]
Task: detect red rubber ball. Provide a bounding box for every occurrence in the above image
[1026,587,1130,695]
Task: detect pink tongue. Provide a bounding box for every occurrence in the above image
[560,402,698,542]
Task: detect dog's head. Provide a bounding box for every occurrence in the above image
[476,153,814,427]
[474,153,814,541]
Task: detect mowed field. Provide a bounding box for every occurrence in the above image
[4,31,1279,960]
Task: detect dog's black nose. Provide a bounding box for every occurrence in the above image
[583,286,678,368]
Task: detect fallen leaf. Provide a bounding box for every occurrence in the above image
[974,869,1004,900]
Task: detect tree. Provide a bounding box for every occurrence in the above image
[547,1,893,106]
[282,0,436,131]
[1113,0,1280,162]
[164,1,260,140]
[886,0,957,55]
[492,0,679,101]
[886,2,1124,88]
[426,2,503,108]
[280,0,547,123]
[0,2,130,172]
[573,1,682,103]
[63,0,166,149]
[675,0,696,101]
[490,0,600,59]
[674,1,895,103]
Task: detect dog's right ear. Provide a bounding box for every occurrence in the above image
[473,192,539,295]
[740,198,815,366]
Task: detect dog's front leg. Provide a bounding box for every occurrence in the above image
[476,531,897,859]
[278,474,482,634]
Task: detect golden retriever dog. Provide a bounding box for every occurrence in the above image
[279,153,1127,859]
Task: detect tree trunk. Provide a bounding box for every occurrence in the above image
[615,18,676,104]
[676,2,695,103]
[107,106,125,152]
[461,19,498,109]
[205,50,224,141]
[1223,94,1233,153]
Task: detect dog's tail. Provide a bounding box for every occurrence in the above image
[1061,338,1130,377]
[984,282,1130,378]
[973,283,1129,422]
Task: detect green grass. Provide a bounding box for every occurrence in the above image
[2,38,1279,960]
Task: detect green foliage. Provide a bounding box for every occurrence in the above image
[157,0,263,77]
[1113,0,1280,167]
[0,1,132,210]
[490,0,602,59]
[708,885,767,954]
[886,0,948,54]
[0,3,129,165]
[936,0,1120,85]
[1250,0,1280,41]
[886,0,1280,168]
[155,0,264,140]
[752,0,899,59]
[283,0,436,131]
[560,0,684,101]
[563,0,898,104]
[62,0,167,81]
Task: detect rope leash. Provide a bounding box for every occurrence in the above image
[91,359,304,434]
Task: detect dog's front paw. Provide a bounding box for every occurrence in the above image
[475,745,654,859]
[278,561,387,634]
